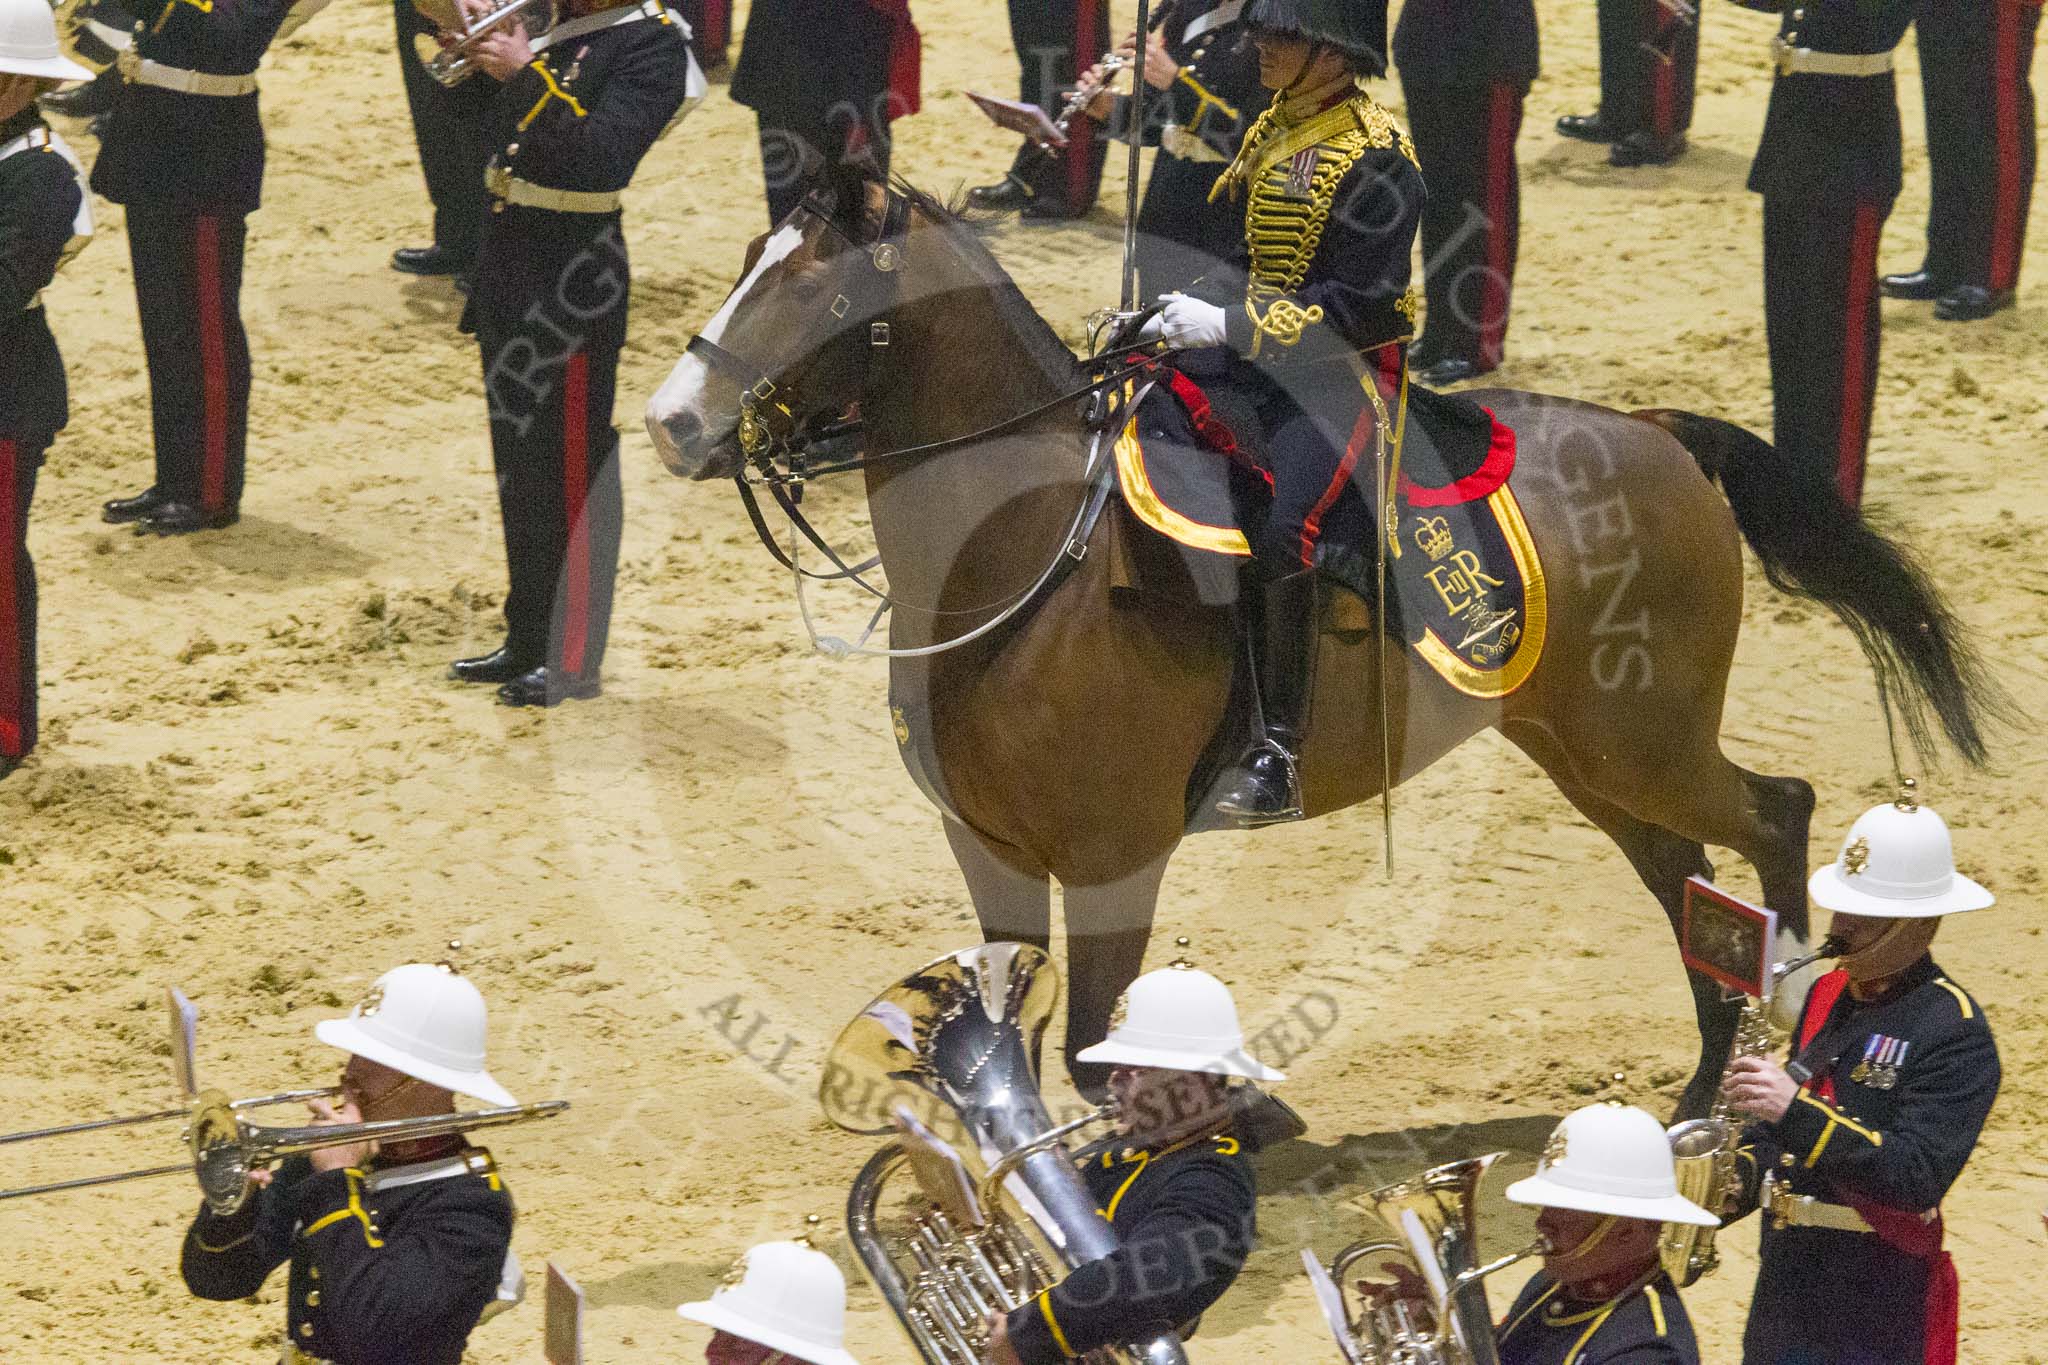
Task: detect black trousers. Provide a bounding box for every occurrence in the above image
[393,0,496,264]
[0,434,41,761]
[126,203,250,516]
[756,112,893,227]
[1763,194,1892,508]
[1743,1226,1933,1364]
[477,325,625,676]
[1596,0,1702,139]
[1004,0,1109,213]
[1403,77,1527,368]
[674,0,730,67]
[1914,0,2040,290]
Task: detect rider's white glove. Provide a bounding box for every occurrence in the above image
[1138,293,1228,349]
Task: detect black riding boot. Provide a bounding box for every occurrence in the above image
[1215,568,1319,826]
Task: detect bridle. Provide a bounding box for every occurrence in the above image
[678,187,1162,654]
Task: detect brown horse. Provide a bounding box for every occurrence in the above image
[646,182,2002,1119]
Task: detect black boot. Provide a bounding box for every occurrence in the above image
[102,487,168,524]
[1215,568,1318,826]
[449,645,538,684]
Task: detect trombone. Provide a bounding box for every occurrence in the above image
[0,1086,568,1215]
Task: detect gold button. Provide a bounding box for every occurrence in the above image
[306,1290,320,1307]
[299,1323,313,1338]
[1780,1153,1796,1169]
[309,1266,319,1280]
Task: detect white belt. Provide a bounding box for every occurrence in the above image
[117,50,259,96]
[485,165,621,214]
[1772,36,1895,78]
[1760,1174,1877,1233]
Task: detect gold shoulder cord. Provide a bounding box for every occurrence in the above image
[1217,94,1418,357]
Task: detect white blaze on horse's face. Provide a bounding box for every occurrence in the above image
[646,222,808,480]
[1767,922,1819,1031]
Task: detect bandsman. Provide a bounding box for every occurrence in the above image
[969,0,1112,221]
[1882,0,2041,321]
[1077,0,1261,296]
[1142,0,1423,826]
[388,0,498,286]
[0,0,92,780]
[180,963,525,1365]
[1724,789,2000,1364]
[1364,1103,1712,1363]
[92,0,331,535]
[1556,0,1699,167]
[984,965,1282,1364]
[730,0,919,226]
[677,1239,862,1365]
[446,0,697,706]
[1493,1104,1710,1364]
[1748,0,1915,508]
[1393,0,1539,385]
[673,0,729,73]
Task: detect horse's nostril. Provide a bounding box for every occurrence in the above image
[669,410,705,450]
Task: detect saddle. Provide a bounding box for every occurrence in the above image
[1104,368,1547,701]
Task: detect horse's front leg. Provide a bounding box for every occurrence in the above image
[944,817,1053,948]
[1058,850,1175,1104]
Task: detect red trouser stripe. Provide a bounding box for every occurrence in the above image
[1990,3,2024,290]
[560,352,591,676]
[1836,203,1882,507]
[0,439,18,757]
[194,216,229,515]
[1302,350,1400,570]
[1649,0,1678,138]
[1068,1,1100,209]
[703,0,727,47]
[1481,82,1516,367]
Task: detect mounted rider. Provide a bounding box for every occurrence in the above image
[1141,0,1423,826]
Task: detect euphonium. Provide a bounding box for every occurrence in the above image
[1660,937,1841,1286]
[1309,1153,1549,1365]
[822,943,1189,1365]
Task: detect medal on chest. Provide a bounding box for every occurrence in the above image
[1284,146,1320,200]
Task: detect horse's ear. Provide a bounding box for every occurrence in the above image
[827,161,890,243]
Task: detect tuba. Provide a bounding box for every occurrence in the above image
[1660,936,1841,1286]
[1308,1153,1549,1365]
[822,943,1189,1365]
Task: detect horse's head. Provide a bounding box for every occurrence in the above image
[647,177,900,481]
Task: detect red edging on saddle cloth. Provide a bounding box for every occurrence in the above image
[1794,970,1959,1365]
[1166,370,1272,492]
[1399,406,1516,508]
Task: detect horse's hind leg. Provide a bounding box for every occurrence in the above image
[1058,851,1174,1104]
[945,817,1053,949]
[1505,724,1735,1120]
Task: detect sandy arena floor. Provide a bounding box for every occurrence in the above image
[3,1,2046,1360]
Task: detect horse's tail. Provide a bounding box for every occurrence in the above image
[1635,408,2016,769]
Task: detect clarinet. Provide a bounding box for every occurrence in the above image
[1035,0,1184,150]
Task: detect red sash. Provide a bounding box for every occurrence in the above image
[1794,969,1957,1365]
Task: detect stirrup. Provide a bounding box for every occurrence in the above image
[1214,741,1305,825]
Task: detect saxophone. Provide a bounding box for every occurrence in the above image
[1660,938,1840,1286]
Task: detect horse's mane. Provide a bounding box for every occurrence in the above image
[887,177,1086,386]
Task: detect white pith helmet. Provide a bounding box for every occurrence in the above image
[1505,1104,1716,1227]
[1808,786,1993,919]
[315,963,517,1107]
[1075,964,1285,1081]
[0,0,91,81]
[678,1240,861,1365]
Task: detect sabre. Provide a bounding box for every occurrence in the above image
[1121,0,1152,312]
